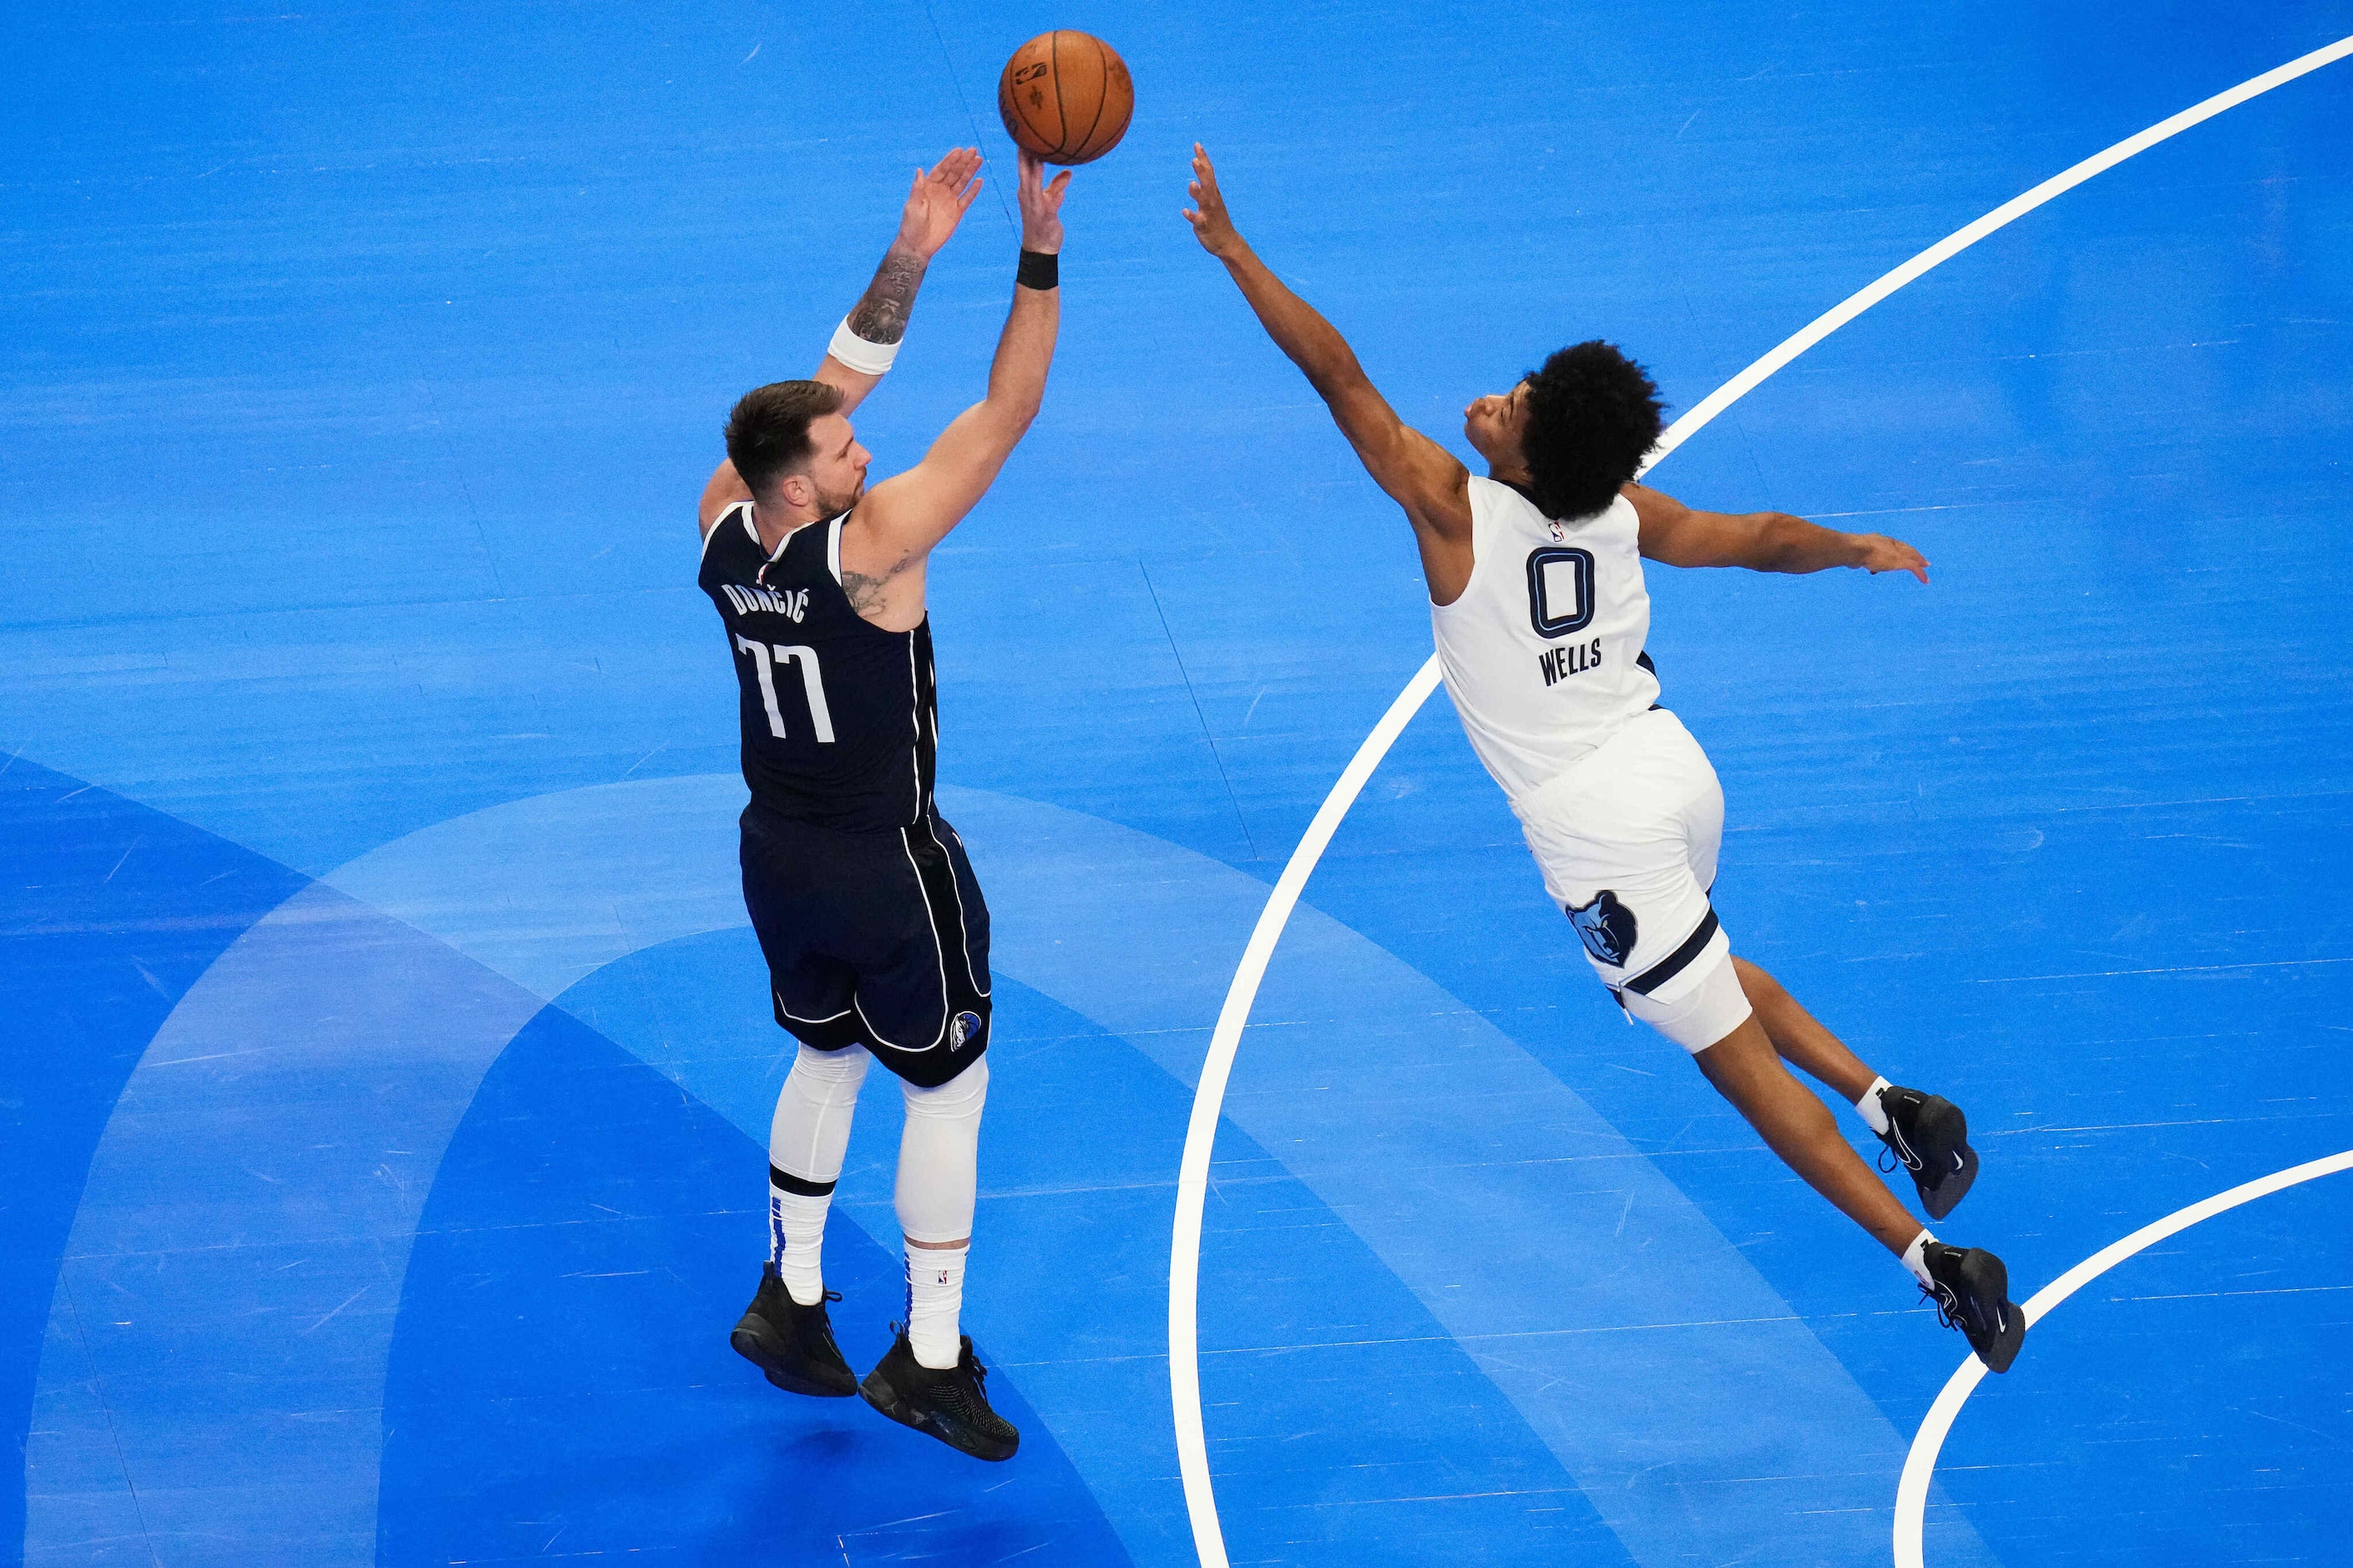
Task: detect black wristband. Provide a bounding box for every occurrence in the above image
[1017,249,1059,291]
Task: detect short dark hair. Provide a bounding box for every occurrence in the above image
[1520,341,1665,521]
[724,380,844,498]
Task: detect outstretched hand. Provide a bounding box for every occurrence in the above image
[1855,534,1930,584]
[1182,143,1246,260]
[1017,149,1072,255]
[898,147,984,258]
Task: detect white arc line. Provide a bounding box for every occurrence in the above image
[1166,657,1444,1567]
[1167,33,2353,1568]
[1893,1148,2353,1568]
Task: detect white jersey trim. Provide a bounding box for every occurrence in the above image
[697,499,752,568]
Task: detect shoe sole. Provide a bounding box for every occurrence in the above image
[1955,1251,2026,1374]
[1977,1301,2026,1373]
[731,1321,857,1398]
[1920,1142,1978,1222]
[1904,1097,1976,1221]
[859,1368,1019,1461]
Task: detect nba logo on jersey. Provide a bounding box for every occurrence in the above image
[1547,518,1568,543]
[1566,890,1638,967]
[952,1009,982,1047]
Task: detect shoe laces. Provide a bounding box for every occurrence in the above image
[797,1291,844,1352]
[1919,1279,1963,1333]
[1881,1122,1922,1174]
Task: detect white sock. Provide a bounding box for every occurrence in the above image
[770,1181,832,1307]
[1855,1075,1894,1136]
[904,1241,969,1369]
[1902,1228,1937,1287]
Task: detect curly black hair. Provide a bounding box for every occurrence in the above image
[1519,341,1665,521]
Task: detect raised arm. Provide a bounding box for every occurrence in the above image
[698,149,983,533]
[1182,144,1471,585]
[1624,483,1929,582]
[835,151,1070,630]
[816,148,984,416]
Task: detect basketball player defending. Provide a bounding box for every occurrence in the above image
[1183,146,2024,1373]
[696,147,1072,1459]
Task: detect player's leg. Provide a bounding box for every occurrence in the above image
[767,1040,869,1306]
[1686,1006,1918,1253]
[1728,956,1874,1099]
[848,818,1018,1458]
[895,1056,989,1369]
[1677,996,2022,1370]
[1732,955,1981,1219]
[732,809,871,1396]
[1533,712,2022,1369]
[729,1039,867,1396]
[856,1055,1015,1460]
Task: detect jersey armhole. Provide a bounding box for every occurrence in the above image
[1434,477,1497,613]
[697,500,748,568]
[696,496,762,564]
[826,514,844,584]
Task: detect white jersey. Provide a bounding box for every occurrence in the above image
[1430,476,1661,807]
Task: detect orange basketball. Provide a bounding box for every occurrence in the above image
[997,31,1133,165]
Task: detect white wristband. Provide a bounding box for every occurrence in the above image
[827,316,900,376]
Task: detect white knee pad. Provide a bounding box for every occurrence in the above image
[895,1055,988,1245]
[1622,953,1753,1054]
[770,1043,870,1183]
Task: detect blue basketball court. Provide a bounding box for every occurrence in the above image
[6,3,2351,1564]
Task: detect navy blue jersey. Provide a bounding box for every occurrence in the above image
[699,501,937,833]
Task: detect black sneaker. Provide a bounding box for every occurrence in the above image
[1876,1085,1979,1220]
[731,1264,856,1397]
[1921,1242,2025,1373]
[859,1324,1020,1461]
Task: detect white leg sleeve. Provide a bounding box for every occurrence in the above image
[894,1055,988,1245]
[769,1043,869,1182]
[768,1044,868,1303]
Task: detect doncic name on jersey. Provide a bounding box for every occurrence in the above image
[719,581,811,622]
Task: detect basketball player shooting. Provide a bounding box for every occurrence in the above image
[1182,144,2025,1374]
[696,146,1072,1460]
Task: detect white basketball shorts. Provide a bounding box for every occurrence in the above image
[1515,708,1753,1053]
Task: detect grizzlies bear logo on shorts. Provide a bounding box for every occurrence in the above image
[1566,890,1638,968]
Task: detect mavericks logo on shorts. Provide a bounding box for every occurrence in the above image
[1566,890,1638,968]
[951,1010,983,1048]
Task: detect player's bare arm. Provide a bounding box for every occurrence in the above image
[699,149,984,534]
[1182,144,1476,602]
[1624,481,1930,583]
[840,149,1070,633]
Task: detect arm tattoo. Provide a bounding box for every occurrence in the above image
[846,249,927,346]
[840,568,891,615]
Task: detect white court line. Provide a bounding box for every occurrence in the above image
[1167,32,2353,1568]
[1166,657,1443,1567]
[1893,1149,2353,1568]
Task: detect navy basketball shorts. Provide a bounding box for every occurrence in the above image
[738,802,992,1090]
[1515,709,1754,1054]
